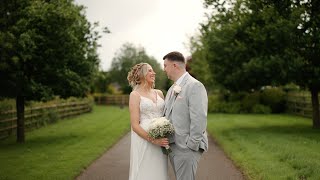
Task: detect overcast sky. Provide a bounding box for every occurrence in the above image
[74,0,208,71]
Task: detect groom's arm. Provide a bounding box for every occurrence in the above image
[187,81,208,151]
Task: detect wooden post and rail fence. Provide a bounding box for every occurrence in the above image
[286,91,319,118]
[93,93,317,118]
[0,92,317,140]
[94,95,129,108]
[0,101,92,139]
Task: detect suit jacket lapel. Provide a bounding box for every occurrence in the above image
[163,84,174,116]
[166,74,190,117]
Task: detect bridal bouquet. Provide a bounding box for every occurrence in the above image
[148,117,175,155]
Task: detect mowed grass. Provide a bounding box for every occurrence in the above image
[207,114,320,180]
[0,105,130,180]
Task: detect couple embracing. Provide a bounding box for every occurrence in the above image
[128,51,208,180]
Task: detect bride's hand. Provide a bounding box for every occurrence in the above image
[152,138,169,147]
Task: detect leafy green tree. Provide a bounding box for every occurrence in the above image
[0,0,104,142]
[197,0,320,127]
[91,71,112,94]
[109,43,167,94]
[187,36,215,92]
[199,0,292,91]
[289,0,320,128]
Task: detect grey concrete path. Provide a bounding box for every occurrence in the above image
[76,133,245,180]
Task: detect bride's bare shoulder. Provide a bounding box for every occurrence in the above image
[130,91,141,101]
[155,89,164,99]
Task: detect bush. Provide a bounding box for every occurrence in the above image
[282,83,300,92]
[66,96,78,102]
[208,88,286,114]
[260,88,286,113]
[34,108,59,128]
[252,104,272,114]
[223,102,242,113]
[241,92,260,113]
[208,95,221,113]
[0,98,15,112]
[209,101,242,114]
[228,91,247,101]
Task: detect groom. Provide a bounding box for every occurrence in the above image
[163,51,208,180]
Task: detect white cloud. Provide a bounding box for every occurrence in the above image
[75,0,207,71]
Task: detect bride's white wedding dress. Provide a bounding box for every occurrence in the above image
[129,92,168,180]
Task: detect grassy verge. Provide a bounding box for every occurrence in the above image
[0,105,130,180]
[207,114,320,180]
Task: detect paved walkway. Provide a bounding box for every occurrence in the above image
[76,133,245,180]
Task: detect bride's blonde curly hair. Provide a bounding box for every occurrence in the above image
[127,63,154,89]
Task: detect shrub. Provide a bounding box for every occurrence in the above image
[209,101,242,114]
[208,89,286,114]
[67,97,78,102]
[0,99,15,112]
[228,91,247,101]
[260,88,286,113]
[222,102,242,113]
[282,83,300,92]
[241,92,260,113]
[252,104,272,114]
[35,108,59,128]
[208,95,221,113]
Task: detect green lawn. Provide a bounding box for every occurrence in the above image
[0,105,130,180]
[2,107,319,180]
[207,114,320,180]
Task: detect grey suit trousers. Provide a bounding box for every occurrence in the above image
[169,143,203,180]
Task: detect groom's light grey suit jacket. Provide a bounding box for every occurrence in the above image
[164,73,208,152]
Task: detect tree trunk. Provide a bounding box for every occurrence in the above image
[16,95,25,143]
[310,87,320,129]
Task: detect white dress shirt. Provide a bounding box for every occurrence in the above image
[175,72,188,86]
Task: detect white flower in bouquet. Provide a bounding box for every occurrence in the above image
[148,117,175,155]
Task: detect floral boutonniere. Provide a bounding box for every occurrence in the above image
[173,85,182,95]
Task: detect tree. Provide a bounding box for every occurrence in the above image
[197,0,320,128]
[91,71,112,94]
[187,35,216,92]
[109,43,167,94]
[289,0,320,128]
[198,1,293,91]
[0,0,103,142]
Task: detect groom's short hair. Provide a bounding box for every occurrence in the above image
[163,51,185,63]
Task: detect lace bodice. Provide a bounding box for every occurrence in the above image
[139,94,164,130]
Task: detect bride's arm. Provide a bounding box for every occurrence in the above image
[129,91,150,141]
[129,91,168,146]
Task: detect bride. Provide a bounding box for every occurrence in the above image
[127,63,169,180]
